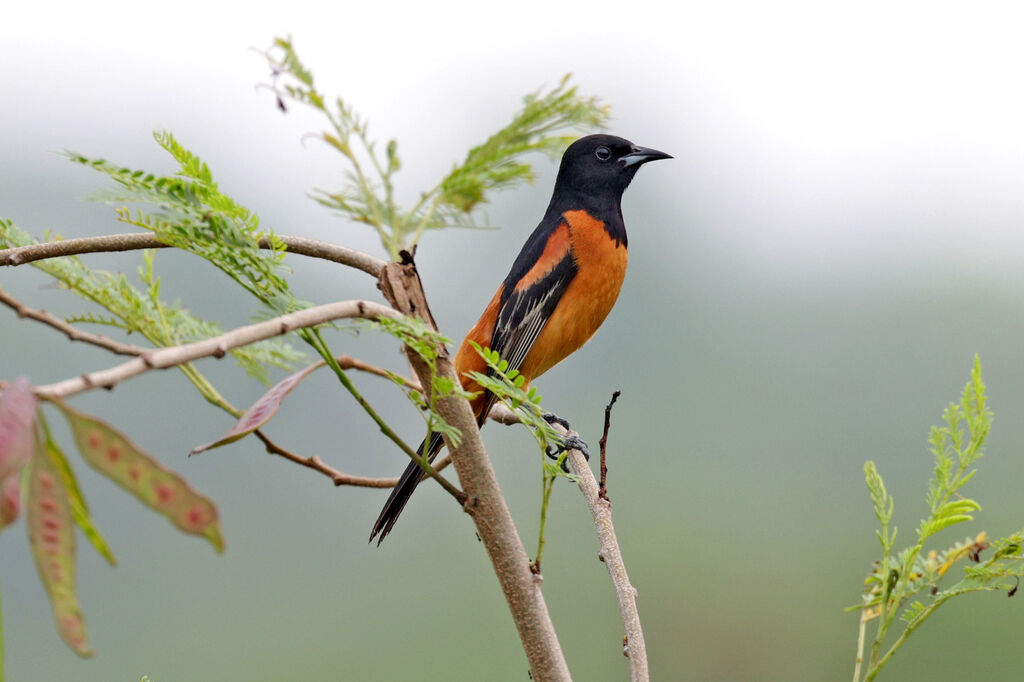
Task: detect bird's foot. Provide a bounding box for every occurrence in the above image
[545,435,590,472]
[542,413,590,471]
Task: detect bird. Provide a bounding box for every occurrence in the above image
[370,133,671,544]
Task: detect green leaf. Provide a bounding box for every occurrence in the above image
[937,499,982,517]
[899,600,928,625]
[435,74,610,218]
[67,132,297,315]
[26,433,93,657]
[864,460,893,530]
[994,540,1023,560]
[921,514,976,539]
[56,402,224,553]
[0,223,303,388]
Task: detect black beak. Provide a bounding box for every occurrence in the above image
[620,145,673,168]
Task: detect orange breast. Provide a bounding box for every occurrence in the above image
[452,210,628,418]
[517,209,628,381]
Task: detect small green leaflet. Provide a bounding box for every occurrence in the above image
[189,359,326,455]
[26,434,93,657]
[55,402,224,553]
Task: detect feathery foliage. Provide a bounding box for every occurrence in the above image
[259,36,609,260]
[0,221,302,386]
[67,131,297,314]
[466,341,564,456]
[368,316,472,449]
[852,357,1024,681]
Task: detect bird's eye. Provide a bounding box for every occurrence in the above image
[594,146,612,161]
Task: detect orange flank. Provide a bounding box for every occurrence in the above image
[454,285,503,418]
[514,222,571,291]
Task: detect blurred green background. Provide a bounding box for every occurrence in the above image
[4,2,1024,680]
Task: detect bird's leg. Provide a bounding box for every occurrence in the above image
[542,413,590,470]
[542,413,571,430]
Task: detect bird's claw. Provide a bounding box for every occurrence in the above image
[545,434,590,472]
[542,413,589,471]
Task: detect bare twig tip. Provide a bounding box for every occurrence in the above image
[598,390,620,501]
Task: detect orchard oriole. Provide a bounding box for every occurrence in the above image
[370,134,670,543]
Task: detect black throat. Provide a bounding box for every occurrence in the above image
[544,186,628,247]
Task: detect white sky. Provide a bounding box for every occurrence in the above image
[5,0,1024,287]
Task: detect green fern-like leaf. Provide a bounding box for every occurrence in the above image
[258,37,609,259]
[66,132,295,314]
[899,600,927,625]
[0,221,303,386]
[466,341,566,455]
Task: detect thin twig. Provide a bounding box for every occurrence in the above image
[0,285,149,356]
[0,232,386,277]
[253,430,395,488]
[554,421,649,682]
[253,430,452,488]
[335,355,401,382]
[853,608,869,682]
[31,299,399,400]
[487,403,523,425]
[303,328,464,504]
[598,391,620,501]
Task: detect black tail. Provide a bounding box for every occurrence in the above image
[369,431,446,545]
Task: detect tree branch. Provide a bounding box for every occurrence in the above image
[0,232,386,277]
[0,285,150,356]
[377,258,572,681]
[481,394,647,676]
[253,430,452,488]
[562,430,649,682]
[31,299,399,400]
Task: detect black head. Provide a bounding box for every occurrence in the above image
[553,134,671,201]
